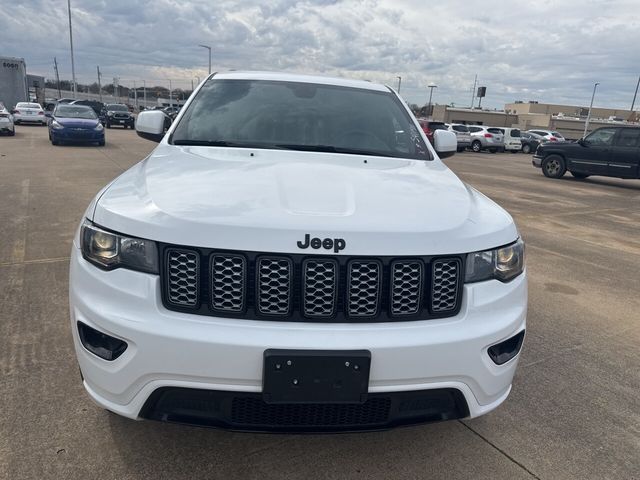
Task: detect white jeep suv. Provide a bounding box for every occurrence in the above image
[69,72,527,432]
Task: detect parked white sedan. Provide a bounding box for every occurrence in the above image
[0,102,15,136]
[12,102,47,125]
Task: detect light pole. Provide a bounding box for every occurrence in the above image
[396,76,402,94]
[168,79,173,105]
[427,84,438,116]
[199,45,212,75]
[67,0,77,98]
[142,80,146,108]
[583,82,599,138]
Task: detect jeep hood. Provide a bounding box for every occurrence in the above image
[92,145,517,255]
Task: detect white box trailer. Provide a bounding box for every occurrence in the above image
[0,56,28,109]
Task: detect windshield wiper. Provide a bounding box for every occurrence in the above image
[275,144,394,157]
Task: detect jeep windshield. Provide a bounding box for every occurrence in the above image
[171,79,431,160]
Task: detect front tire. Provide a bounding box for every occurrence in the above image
[489,148,497,154]
[542,155,566,178]
[522,144,531,154]
[8,128,15,136]
[106,122,111,129]
[471,140,482,152]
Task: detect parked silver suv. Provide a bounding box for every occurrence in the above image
[446,124,472,152]
[467,126,505,153]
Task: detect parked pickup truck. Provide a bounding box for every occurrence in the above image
[533,126,640,180]
[69,71,527,433]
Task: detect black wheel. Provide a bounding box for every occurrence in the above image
[106,122,111,129]
[52,139,59,145]
[522,144,531,154]
[510,150,518,154]
[489,148,497,154]
[542,155,566,178]
[98,140,105,146]
[457,147,465,152]
[570,171,589,179]
[8,128,15,136]
[471,140,482,152]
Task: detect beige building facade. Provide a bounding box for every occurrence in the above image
[430,102,639,140]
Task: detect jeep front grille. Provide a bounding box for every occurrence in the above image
[162,248,463,322]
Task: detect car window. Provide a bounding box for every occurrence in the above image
[614,128,640,148]
[487,128,502,134]
[510,129,521,137]
[584,128,616,146]
[172,79,431,160]
[468,126,482,133]
[551,132,563,138]
[107,105,129,111]
[452,125,469,132]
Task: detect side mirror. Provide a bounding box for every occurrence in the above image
[136,110,170,142]
[44,112,52,118]
[433,129,457,159]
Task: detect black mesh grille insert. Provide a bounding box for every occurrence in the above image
[257,257,292,315]
[211,254,246,312]
[166,249,199,307]
[431,259,461,313]
[303,259,338,318]
[390,261,423,316]
[231,396,391,427]
[347,261,381,317]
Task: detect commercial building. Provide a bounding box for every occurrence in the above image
[431,101,639,140]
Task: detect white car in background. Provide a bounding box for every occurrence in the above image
[446,123,472,152]
[526,129,566,142]
[12,102,47,125]
[0,102,15,136]
[496,128,523,153]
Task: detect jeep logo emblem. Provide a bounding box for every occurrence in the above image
[297,234,346,253]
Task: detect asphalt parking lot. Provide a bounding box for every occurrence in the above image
[1,125,639,480]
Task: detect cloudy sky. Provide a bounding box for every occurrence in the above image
[2,0,639,109]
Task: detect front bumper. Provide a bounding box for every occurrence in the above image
[107,116,134,126]
[51,129,104,143]
[69,246,527,431]
[532,155,543,168]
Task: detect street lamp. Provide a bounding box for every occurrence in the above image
[583,82,599,138]
[198,45,212,75]
[67,0,77,98]
[427,84,438,115]
[396,76,402,94]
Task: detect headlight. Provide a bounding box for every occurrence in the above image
[52,120,64,130]
[94,123,104,131]
[465,238,525,283]
[81,220,158,274]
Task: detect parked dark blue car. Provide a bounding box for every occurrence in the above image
[47,104,105,146]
